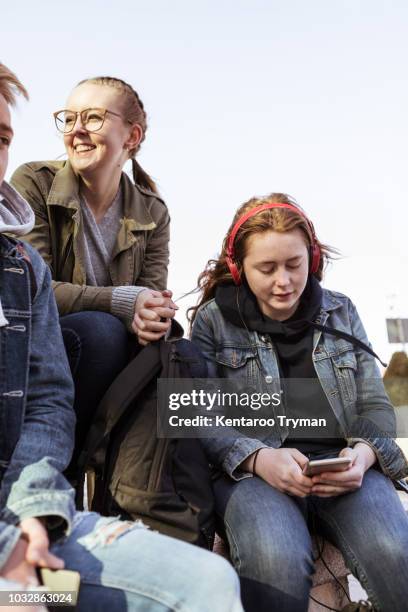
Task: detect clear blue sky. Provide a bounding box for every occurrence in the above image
[3,0,408,363]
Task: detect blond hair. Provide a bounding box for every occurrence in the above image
[77,76,157,194]
[0,63,28,106]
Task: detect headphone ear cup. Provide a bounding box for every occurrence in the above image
[226,256,242,285]
[310,244,321,274]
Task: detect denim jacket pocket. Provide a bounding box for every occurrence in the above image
[215,346,259,386]
[331,351,358,405]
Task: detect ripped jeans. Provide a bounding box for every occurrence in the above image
[49,512,243,612]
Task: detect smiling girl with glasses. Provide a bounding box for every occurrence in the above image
[10,76,177,482]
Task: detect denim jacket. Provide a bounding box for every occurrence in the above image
[0,204,75,569]
[191,289,408,482]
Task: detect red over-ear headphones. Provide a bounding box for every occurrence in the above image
[225,202,321,285]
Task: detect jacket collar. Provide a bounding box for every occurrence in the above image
[46,161,156,231]
[47,161,80,210]
[311,291,344,346]
[316,290,343,322]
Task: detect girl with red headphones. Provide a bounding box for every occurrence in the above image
[190,193,408,612]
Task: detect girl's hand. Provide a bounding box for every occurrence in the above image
[311,444,377,497]
[19,518,64,569]
[132,289,178,345]
[255,448,314,497]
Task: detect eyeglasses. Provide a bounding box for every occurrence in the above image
[53,108,131,134]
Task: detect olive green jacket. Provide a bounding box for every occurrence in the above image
[10,161,170,316]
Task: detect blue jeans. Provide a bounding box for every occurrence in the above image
[55,512,243,612]
[214,469,408,612]
[60,312,132,467]
[1,512,243,612]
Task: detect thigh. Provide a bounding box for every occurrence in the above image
[52,512,242,612]
[215,474,312,566]
[60,312,132,453]
[60,311,131,378]
[314,469,408,611]
[215,474,314,611]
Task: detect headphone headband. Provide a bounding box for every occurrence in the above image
[226,201,321,285]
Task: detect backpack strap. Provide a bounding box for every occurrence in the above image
[78,337,208,471]
[161,338,208,378]
[78,341,162,470]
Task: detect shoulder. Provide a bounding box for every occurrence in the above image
[12,160,64,182]
[134,181,167,210]
[134,187,169,227]
[121,172,169,227]
[321,288,361,328]
[192,298,255,348]
[10,161,65,199]
[322,288,354,310]
[191,299,219,343]
[195,298,220,322]
[123,171,167,211]
[193,298,230,334]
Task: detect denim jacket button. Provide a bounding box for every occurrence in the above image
[265,375,273,384]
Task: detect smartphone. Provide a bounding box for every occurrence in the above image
[302,456,351,477]
[38,568,80,603]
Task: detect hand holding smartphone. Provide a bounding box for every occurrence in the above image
[302,456,351,477]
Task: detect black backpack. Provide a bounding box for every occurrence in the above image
[78,337,215,549]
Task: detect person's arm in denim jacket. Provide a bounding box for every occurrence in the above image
[0,245,76,565]
[0,521,21,571]
[346,300,408,479]
[191,307,268,481]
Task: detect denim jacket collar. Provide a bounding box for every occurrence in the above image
[317,290,343,316]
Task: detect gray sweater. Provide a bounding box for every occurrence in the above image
[80,189,145,329]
